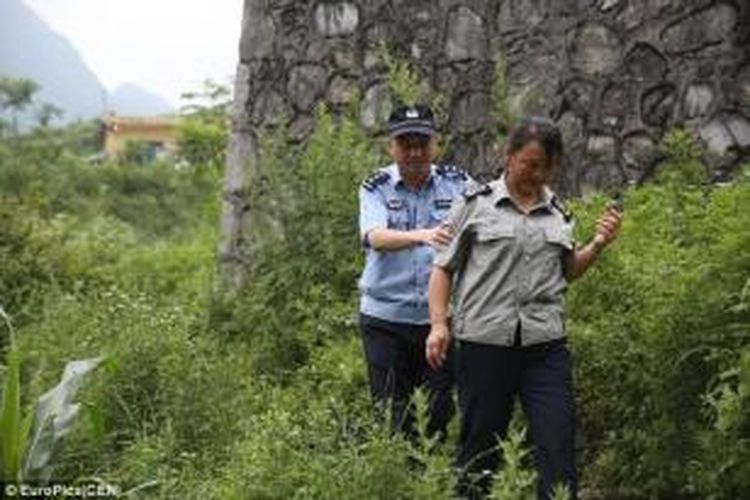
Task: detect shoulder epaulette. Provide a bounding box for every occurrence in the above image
[550,195,573,223]
[361,170,391,192]
[464,183,493,201]
[436,165,468,180]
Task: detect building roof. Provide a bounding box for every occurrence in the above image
[105,115,179,130]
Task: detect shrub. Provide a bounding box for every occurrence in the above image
[568,159,750,495]
[211,104,380,380]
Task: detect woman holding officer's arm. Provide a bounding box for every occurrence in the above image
[426,117,622,500]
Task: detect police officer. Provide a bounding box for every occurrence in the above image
[358,104,470,439]
[426,117,622,499]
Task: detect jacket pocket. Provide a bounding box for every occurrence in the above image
[472,223,515,265]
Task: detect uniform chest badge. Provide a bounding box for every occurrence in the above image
[434,199,452,210]
[387,199,404,210]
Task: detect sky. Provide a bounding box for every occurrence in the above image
[23,0,244,107]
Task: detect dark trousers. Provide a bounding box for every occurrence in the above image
[455,336,577,500]
[359,313,455,440]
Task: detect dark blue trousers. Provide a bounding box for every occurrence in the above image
[455,337,577,500]
[359,313,455,440]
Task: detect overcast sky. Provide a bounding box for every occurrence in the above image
[24,0,244,107]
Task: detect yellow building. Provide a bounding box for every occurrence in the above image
[103,115,179,160]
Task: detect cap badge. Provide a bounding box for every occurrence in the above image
[405,109,419,119]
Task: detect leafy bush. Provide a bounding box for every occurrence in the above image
[177,79,230,171]
[16,289,257,488]
[0,200,67,323]
[177,117,227,170]
[567,143,750,496]
[210,105,380,380]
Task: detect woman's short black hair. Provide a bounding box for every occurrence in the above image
[507,116,563,161]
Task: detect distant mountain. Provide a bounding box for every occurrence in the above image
[109,83,174,117]
[0,0,106,124]
[0,0,175,126]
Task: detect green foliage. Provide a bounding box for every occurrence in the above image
[0,76,40,136]
[0,77,39,112]
[489,425,537,500]
[177,79,230,170]
[22,357,101,481]
[379,42,423,107]
[685,295,750,499]
[491,53,520,138]
[35,103,63,129]
[17,288,251,485]
[212,104,380,380]
[177,117,227,169]
[656,128,707,187]
[4,74,750,498]
[550,483,571,500]
[0,76,64,136]
[0,139,217,234]
[0,307,99,483]
[179,79,231,123]
[408,389,457,499]
[379,42,448,126]
[121,140,157,165]
[567,150,750,496]
[377,44,454,163]
[1,338,29,482]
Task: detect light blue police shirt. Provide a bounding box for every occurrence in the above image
[358,163,469,324]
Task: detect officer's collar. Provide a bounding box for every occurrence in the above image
[391,163,437,189]
[494,174,554,212]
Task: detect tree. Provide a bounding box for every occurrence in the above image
[179,79,231,124]
[35,103,63,129]
[177,80,231,169]
[0,77,40,136]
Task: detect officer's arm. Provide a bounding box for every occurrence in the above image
[426,265,453,369]
[360,185,445,251]
[428,266,452,328]
[565,206,622,281]
[367,228,443,251]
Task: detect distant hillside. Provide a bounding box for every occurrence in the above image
[0,0,175,125]
[0,0,105,123]
[110,83,174,117]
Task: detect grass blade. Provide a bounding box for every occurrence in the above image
[0,348,23,482]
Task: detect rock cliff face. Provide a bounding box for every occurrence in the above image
[220,0,750,282]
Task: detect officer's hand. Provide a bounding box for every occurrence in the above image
[426,323,451,370]
[593,206,622,249]
[422,226,453,248]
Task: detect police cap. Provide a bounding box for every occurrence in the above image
[387,104,436,138]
